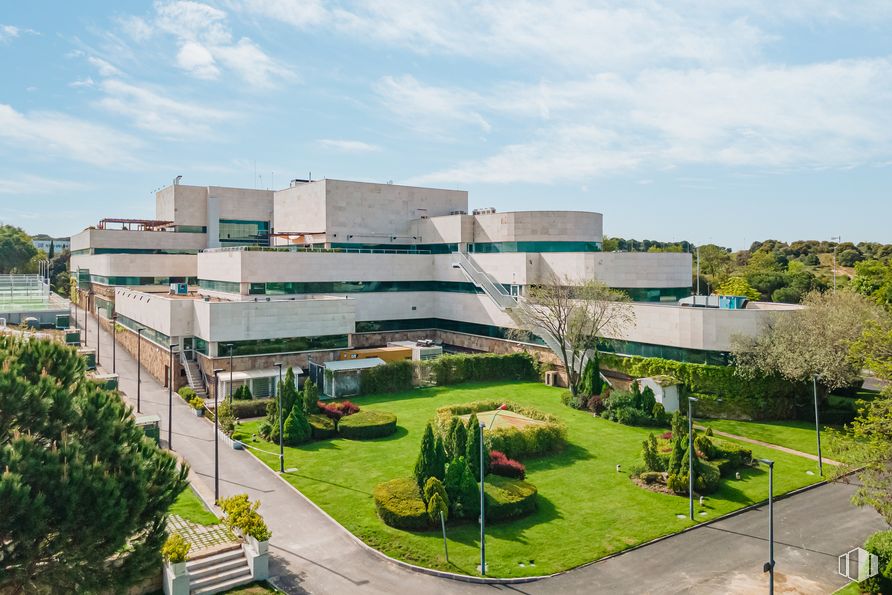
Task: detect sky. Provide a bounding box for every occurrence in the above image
[0,1,890,249]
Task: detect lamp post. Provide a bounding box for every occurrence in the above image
[696,244,701,296]
[95,304,100,366]
[213,367,225,502]
[688,396,699,520]
[274,362,284,473]
[83,296,88,346]
[227,344,234,407]
[168,343,178,449]
[757,458,775,594]
[812,375,823,476]
[111,314,117,374]
[479,419,486,576]
[831,235,841,291]
[136,328,144,413]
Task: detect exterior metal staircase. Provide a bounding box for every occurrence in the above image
[451,250,609,388]
[180,349,208,398]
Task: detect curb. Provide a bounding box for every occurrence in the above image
[237,441,839,585]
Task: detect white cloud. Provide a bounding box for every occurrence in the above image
[87,56,121,76]
[317,139,382,153]
[124,1,292,87]
[0,175,88,195]
[0,104,141,167]
[69,76,95,88]
[96,79,235,138]
[0,24,37,43]
[375,75,491,136]
[409,58,892,184]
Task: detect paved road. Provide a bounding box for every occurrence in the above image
[78,312,887,594]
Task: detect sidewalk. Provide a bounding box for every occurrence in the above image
[694,424,842,466]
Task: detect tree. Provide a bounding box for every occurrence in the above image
[414,423,442,488]
[281,367,299,414]
[268,368,301,442]
[853,260,892,309]
[442,456,479,519]
[514,273,635,396]
[282,400,311,445]
[578,355,602,397]
[302,378,319,414]
[0,225,38,273]
[433,434,447,483]
[733,290,885,392]
[641,433,664,472]
[427,492,449,523]
[465,413,489,478]
[715,276,761,301]
[0,335,188,592]
[697,244,733,286]
[449,416,468,462]
[47,239,54,260]
[833,317,892,523]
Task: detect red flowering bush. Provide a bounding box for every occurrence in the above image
[660,431,673,440]
[586,395,605,415]
[489,450,526,480]
[317,400,360,422]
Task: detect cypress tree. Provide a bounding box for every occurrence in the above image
[283,400,311,445]
[433,434,447,481]
[302,378,319,414]
[450,417,468,462]
[445,417,461,458]
[414,423,438,488]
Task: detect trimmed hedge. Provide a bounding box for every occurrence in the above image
[361,360,415,394]
[229,398,273,420]
[308,413,336,439]
[374,477,430,529]
[338,410,398,439]
[712,438,753,468]
[484,475,537,521]
[424,352,538,386]
[436,400,566,459]
[600,353,809,420]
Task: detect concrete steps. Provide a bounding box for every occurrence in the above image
[187,545,252,594]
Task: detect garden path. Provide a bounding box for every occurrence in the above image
[694,424,842,466]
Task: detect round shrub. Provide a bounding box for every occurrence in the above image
[639,471,663,484]
[338,411,397,440]
[696,460,721,495]
[373,478,430,530]
[177,386,196,401]
[489,450,526,479]
[484,475,537,521]
[308,413,336,439]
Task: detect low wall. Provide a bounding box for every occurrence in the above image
[108,317,184,390]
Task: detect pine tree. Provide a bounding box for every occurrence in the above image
[281,367,299,413]
[450,417,468,462]
[641,433,664,472]
[302,378,319,414]
[445,417,461,458]
[0,335,187,592]
[443,456,479,519]
[282,400,311,446]
[414,423,439,488]
[433,434,447,481]
[465,413,489,478]
[668,433,686,475]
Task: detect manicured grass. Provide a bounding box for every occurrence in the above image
[235,382,821,578]
[169,485,219,526]
[218,581,282,594]
[699,418,852,461]
[832,580,860,594]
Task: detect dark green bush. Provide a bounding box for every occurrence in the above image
[443,456,480,519]
[360,360,415,394]
[713,458,735,477]
[373,478,430,529]
[308,413,336,439]
[712,439,753,468]
[603,389,667,427]
[338,410,398,439]
[484,475,537,521]
[640,471,663,484]
[233,384,252,400]
[229,398,273,420]
[820,407,856,425]
[600,353,809,419]
[862,529,892,594]
[425,352,538,386]
[177,386,196,401]
[696,460,721,494]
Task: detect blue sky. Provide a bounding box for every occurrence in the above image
[1,1,890,249]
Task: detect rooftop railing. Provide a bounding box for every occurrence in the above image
[201,245,432,255]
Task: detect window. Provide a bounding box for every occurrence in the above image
[227,334,348,356]
[468,241,602,253]
[219,219,269,246]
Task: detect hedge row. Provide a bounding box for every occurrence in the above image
[338,410,398,439]
[373,477,429,530]
[484,476,537,521]
[423,352,538,386]
[229,398,273,419]
[436,400,566,459]
[308,414,336,439]
[360,360,414,395]
[600,353,809,419]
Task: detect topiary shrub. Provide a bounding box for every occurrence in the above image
[338,410,397,440]
[443,456,479,519]
[161,533,190,564]
[283,401,312,446]
[489,450,526,479]
[862,529,892,594]
[484,475,537,521]
[694,433,716,460]
[696,460,721,495]
[423,477,448,506]
[308,413,336,439]
[373,478,430,529]
[230,398,273,420]
[712,438,753,468]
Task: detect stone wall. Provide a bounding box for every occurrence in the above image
[108,317,184,390]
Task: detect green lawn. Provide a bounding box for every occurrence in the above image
[235,382,821,578]
[698,418,852,461]
[169,485,219,526]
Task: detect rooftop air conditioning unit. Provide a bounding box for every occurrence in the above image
[449,210,467,216]
[473,207,497,215]
[169,283,188,295]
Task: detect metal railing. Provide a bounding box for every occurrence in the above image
[201,245,432,255]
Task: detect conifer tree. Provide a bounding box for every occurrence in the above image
[450,417,468,462]
[282,400,311,445]
[414,423,439,488]
[302,378,319,414]
[433,434,447,481]
[0,336,188,592]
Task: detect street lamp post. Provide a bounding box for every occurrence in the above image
[95,304,100,366]
[213,367,225,502]
[136,328,144,413]
[111,314,117,374]
[696,245,701,296]
[812,376,823,476]
[274,362,284,473]
[688,396,699,520]
[758,458,776,594]
[83,296,88,346]
[479,419,486,576]
[168,343,178,449]
[227,344,234,407]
